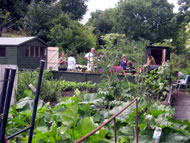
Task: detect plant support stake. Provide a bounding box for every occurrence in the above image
[28,60,45,143]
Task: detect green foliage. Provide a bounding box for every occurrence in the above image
[57,0,88,20]
[48,13,96,54]
[139,63,170,102]
[7,71,190,143]
[170,53,190,75]
[87,8,118,35]
[60,80,96,91]
[23,0,59,41]
[75,52,87,65]
[99,33,149,69]
[17,70,62,102]
[117,0,175,43]
[155,39,176,51]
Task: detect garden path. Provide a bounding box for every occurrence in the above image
[171,90,190,121]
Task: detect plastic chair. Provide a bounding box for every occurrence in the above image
[177,75,189,90]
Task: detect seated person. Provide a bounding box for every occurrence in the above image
[58,52,67,71]
[119,55,128,70]
[127,61,135,71]
[175,71,184,80]
[146,53,156,66]
[144,53,158,73]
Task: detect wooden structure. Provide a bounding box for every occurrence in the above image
[0,65,18,105]
[0,37,47,69]
[145,46,170,65]
[52,71,135,83]
[47,47,59,71]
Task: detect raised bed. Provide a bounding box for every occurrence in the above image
[51,71,135,83]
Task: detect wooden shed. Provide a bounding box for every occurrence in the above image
[145,46,170,65]
[0,37,47,69]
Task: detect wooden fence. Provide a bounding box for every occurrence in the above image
[0,65,18,105]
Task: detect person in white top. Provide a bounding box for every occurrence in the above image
[84,48,95,71]
[175,71,184,79]
[67,53,76,71]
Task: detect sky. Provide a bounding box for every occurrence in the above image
[81,0,179,24]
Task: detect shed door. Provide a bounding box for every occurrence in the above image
[47,47,59,71]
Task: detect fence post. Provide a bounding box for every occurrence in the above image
[0,68,10,127]
[114,118,117,143]
[28,60,45,143]
[0,69,16,143]
[136,99,138,143]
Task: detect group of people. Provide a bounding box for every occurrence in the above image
[58,52,76,71]
[117,55,135,71]
[58,47,162,74]
[58,48,96,72]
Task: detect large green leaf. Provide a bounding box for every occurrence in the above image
[60,104,79,135]
[72,117,98,139]
[163,132,190,143]
[17,96,42,111]
[148,103,174,118]
[90,129,109,143]
[108,102,136,122]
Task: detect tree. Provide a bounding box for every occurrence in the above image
[178,0,190,13]
[0,0,24,36]
[0,9,11,36]
[87,9,118,35]
[57,0,88,20]
[48,14,96,54]
[23,0,59,41]
[86,9,119,48]
[171,0,190,54]
[117,0,175,43]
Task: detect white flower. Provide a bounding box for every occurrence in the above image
[145,114,153,121]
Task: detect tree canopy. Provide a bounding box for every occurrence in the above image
[48,14,96,54]
[117,0,175,43]
[57,0,88,20]
[1,0,190,57]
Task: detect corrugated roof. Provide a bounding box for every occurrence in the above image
[0,37,36,46]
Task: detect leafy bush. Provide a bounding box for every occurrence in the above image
[138,63,170,102]
[17,70,62,102]
[60,80,96,91]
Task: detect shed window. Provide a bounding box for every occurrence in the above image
[25,47,30,56]
[30,46,34,57]
[0,47,6,56]
[35,47,39,57]
[25,46,46,57]
[40,47,45,57]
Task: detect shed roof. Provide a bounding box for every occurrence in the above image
[0,37,47,46]
[146,45,170,50]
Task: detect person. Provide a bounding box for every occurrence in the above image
[119,55,128,70]
[58,52,67,71]
[97,52,104,62]
[146,53,156,66]
[67,53,76,71]
[144,53,158,73]
[127,61,135,70]
[175,71,184,79]
[84,48,95,71]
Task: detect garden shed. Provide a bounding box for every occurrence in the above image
[146,45,170,65]
[0,37,47,69]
